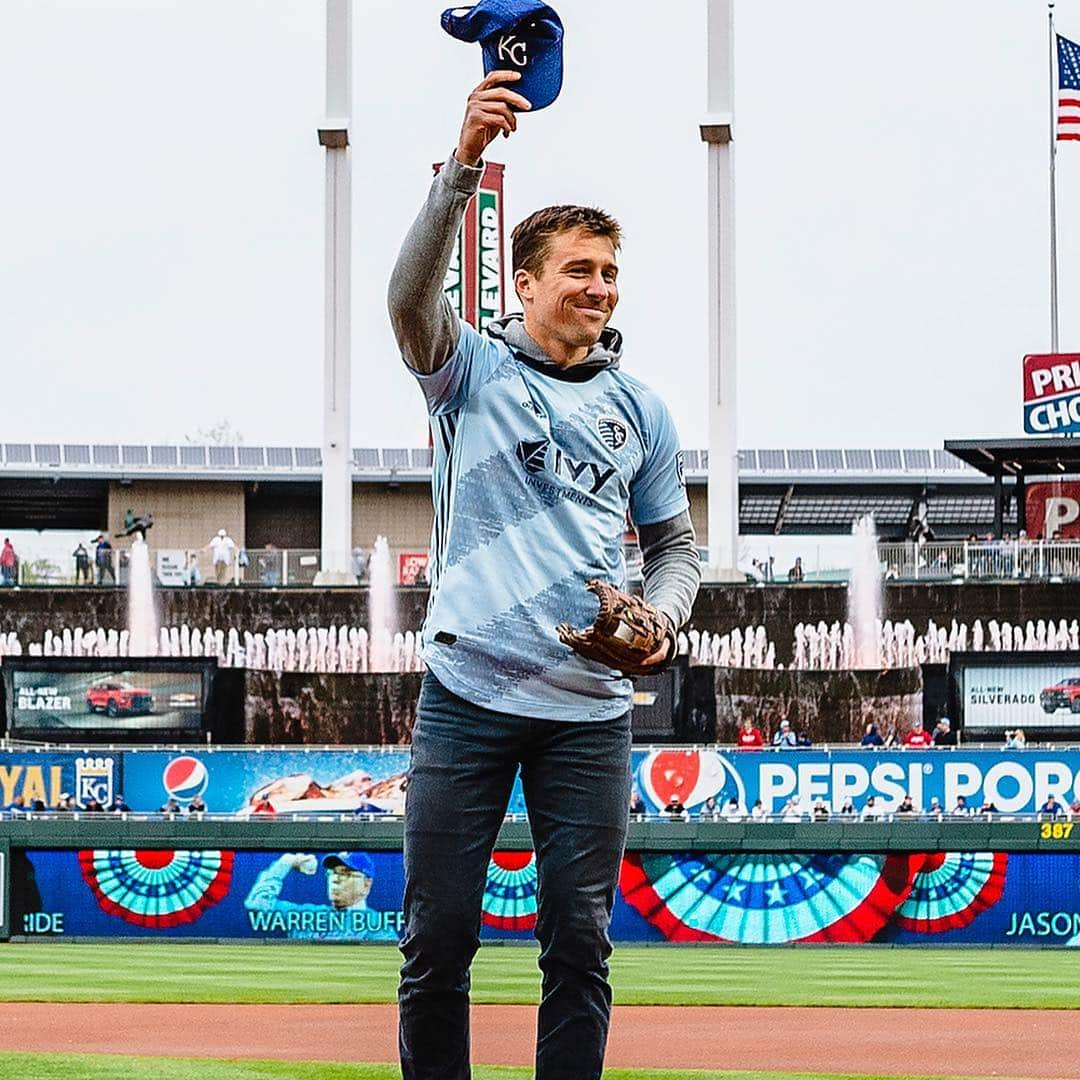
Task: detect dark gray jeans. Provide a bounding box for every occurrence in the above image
[398,671,632,1080]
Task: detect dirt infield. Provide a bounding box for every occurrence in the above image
[0,1002,1077,1077]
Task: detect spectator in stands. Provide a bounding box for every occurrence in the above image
[787,557,804,583]
[258,544,281,586]
[207,528,237,585]
[1039,794,1065,818]
[795,728,813,748]
[663,794,688,822]
[94,534,115,585]
[780,797,803,822]
[722,798,743,823]
[73,541,92,584]
[1005,728,1027,749]
[811,799,830,822]
[838,798,856,818]
[772,719,798,748]
[0,538,17,586]
[184,551,203,587]
[927,796,943,817]
[188,793,208,814]
[896,794,917,817]
[30,799,46,813]
[978,800,998,815]
[9,795,27,816]
[736,719,764,749]
[765,556,776,582]
[628,789,646,817]
[699,796,719,819]
[159,797,182,815]
[750,799,766,821]
[859,795,881,821]
[351,546,369,581]
[1069,798,1080,819]
[110,794,131,813]
[55,793,75,813]
[861,722,884,747]
[951,796,971,816]
[931,719,956,747]
[902,721,934,748]
[84,797,104,813]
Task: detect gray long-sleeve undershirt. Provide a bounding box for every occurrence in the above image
[388,154,479,376]
[388,156,701,632]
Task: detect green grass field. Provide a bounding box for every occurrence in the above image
[0,942,1078,1009]
[2,944,1074,1079]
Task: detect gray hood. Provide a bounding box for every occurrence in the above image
[486,313,622,382]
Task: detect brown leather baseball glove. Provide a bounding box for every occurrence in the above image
[556,579,676,678]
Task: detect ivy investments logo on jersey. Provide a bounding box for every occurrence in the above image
[515,438,617,499]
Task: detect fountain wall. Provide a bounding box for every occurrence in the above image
[713,666,924,744]
[244,670,421,744]
[6,582,1080,655]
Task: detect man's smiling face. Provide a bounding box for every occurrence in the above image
[516,227,619,357]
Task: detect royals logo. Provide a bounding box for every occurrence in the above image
[75,756,115,809]
[597,417,627,451]
[497,33,528,67]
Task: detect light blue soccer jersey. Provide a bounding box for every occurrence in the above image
[411,314,688,722]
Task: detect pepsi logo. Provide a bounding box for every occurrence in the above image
[636,749,746,812]
[162,756,209,802]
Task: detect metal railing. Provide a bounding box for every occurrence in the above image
[4,809,1077,825]
[1,543,687,589]
[2,548,383,589]
[877,539,1080,582]
[10,539,1080,588]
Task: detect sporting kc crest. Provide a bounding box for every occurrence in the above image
[597,416,627,451]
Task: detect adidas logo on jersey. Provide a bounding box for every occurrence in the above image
[597,416,627,451]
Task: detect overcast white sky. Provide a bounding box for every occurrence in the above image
[2,0,1078,453]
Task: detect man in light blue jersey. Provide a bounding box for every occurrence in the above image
[389,70,701,1080]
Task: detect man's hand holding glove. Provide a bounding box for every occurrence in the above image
[556,579,677,678]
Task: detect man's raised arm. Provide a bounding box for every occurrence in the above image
[387,72,531,375]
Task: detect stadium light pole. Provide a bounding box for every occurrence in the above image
[314,0,357,586]
[701,0,741,581]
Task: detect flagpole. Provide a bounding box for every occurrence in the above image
[1050,2,1060,352]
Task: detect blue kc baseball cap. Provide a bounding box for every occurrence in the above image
[441,0,564,111]
[324,852,375,878]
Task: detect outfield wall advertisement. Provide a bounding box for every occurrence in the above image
[9,747,1080,816]
[10,847,1080,945]
[10,669,203,734]
[959,660,1080,731]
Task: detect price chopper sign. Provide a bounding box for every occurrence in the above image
[436,161,506,330]
[1023,353,1080,434]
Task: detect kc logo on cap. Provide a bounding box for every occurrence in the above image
[442,0,564,111]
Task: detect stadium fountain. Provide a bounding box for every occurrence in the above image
[367,535,398,672]
[126,536,159,656]
[848,514,882,669]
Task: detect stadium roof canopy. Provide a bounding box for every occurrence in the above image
[944,437,1080,478]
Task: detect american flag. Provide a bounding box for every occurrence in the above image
[1058,34,1080,141]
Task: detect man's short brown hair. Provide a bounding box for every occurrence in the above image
[511,205,622,278]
